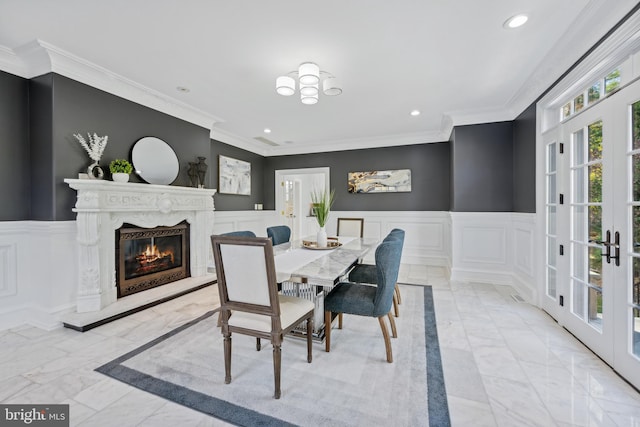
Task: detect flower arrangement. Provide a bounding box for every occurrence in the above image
[310,188,335,227]
[73,133,108,163]
[109,159,133,174]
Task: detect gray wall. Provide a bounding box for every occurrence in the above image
[210,140,267,210]
[0,71,30,220]
[264,143,451,211]
[50,74,212,220]
[450,121,514,212]
[513,104,536,213]
[0,70,536,220]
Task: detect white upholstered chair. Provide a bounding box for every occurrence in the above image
[337,217,364,238]
[210,235,315,399]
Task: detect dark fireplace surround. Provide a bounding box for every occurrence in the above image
[115,221,191,298]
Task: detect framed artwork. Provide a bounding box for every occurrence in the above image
[218,155,251,195]
[348,169,411,193]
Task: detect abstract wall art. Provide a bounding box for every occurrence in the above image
[218,155,251,195]
[348,169,412,193]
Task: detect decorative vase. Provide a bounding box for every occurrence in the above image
[87,161,104,180]
[196,157,208,188]
[112,173,129,183]
[187,162,198,187]
[317,226,327,248]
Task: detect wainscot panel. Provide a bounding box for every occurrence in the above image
[0,221,77,331]
[450,212,537,302]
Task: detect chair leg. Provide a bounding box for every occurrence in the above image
[392,293,399,317]
[223,333,232,384]
[395,283,402,305]
[273,344,281,399]
[387,311,397,338]
[306,317,313,363]
[324,310,331,352]
[338,312,343,329]
[256,338,261,351]
[378,316,393,363]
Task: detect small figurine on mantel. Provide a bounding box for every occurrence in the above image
[74,132,108,179]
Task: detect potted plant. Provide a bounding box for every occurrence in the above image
[109,159,133,183]
[310,188,335,247]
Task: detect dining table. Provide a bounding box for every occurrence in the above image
[273,235,379,340]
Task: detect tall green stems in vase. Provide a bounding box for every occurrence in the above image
[311,188,334,247]
[310,188,335,227]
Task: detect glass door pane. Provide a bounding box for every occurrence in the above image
[546,142,558,299]
[630,101,640,358]
[571,120,604,329]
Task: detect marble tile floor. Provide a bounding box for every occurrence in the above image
[1,264,639,426]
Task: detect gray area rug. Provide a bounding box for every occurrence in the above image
[97,285,450,426]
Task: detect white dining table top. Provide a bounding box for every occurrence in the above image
[273,236,378,286]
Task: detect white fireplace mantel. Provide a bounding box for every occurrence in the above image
[65,179,216,313]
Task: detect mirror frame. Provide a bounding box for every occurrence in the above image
[131,136,179,185]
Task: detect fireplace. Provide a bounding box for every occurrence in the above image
[116,221,190,297]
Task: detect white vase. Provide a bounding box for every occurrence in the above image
[317,226,327,248]
[112,173,130,183]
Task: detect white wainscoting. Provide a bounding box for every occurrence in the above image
[0,221,77,331]
[0,211,538,331]
[450,212,537,302]
[325,211,451,267]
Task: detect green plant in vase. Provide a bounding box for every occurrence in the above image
[109,159,133,183]
[310,188,335,247]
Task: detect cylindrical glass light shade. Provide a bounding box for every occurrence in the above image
[301,92,319,105]
[298,62,320,85]
[276,76,295,96]
[323,77,342,96]
[299,83,319,97]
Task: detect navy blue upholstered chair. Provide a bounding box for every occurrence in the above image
[221,230,256,238]
[324,237,402,363]
[266,225,291,245]
[348,229,405,317]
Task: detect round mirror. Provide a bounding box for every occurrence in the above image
[132,137,179,185]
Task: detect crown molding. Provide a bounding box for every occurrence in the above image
[210,127,269,156]
[507,0,640,119]
[447,106,515,127]
[0,45,27,77]
[261,130,448,156]
[7,39,222,131]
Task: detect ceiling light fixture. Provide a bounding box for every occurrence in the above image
[504,14,528,29]
[263,128,271,134]
[276,62,342,105]
[410,110,421,116]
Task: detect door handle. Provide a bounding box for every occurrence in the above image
[589,230,612,263]
[610,231,620,266]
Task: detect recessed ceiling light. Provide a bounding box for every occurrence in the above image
[504,14,528,29]
[264,128,271,134]
[176,86,190,93]
[410,110,421,116]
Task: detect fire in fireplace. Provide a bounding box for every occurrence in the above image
[116,221,190,297]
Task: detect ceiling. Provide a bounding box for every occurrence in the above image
[0,0,637,156]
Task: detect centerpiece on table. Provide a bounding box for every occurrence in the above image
[310,188,335,247]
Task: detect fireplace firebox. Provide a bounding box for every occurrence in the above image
[116,221,190,297]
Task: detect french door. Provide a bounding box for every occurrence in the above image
[543,79,640,388]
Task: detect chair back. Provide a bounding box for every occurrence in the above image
[337,218,364,238]
[211,235,281,324]
[221,230,256,238]
[372,238,403,316]
[266,225,291,245]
